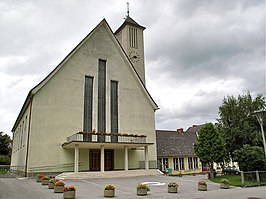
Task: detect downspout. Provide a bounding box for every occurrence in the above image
[24,97,33,177]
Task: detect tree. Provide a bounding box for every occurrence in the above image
[0,132,11,165]
[195,123,226,178]
[233,144,266,171]
[217,92,266,158]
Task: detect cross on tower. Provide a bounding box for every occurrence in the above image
[127,2,129,17]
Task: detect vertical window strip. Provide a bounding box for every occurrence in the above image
[19,125,21,149]
[84,76,94,133]
[179,158,184,170]
[111,81,118,142]
[129,27,138,48]
[24,116,27,147]
[98,60,106,142]
[21,122,24,148]
[133,27,135,48]
[135,28,137,48]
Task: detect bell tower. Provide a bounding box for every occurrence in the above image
[115,7,146,84]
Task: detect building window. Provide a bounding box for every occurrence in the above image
[173,158,179,170]
[21,121,24,148]
[188,157,199,170]
[24,116,27,147]
[174,158,185,170]
[188,157,193,170]
[158,158,169,171]
[129,27,138,48]
[161,158,168,171]
[193,157,198,169]
[110,81,118,142]
[84,76,94,141]
[98,59,106,142]
[179,158,184,170]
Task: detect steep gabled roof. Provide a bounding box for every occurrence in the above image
[156,129,198,157]
[12,18,158,132]
[115,16,146,35]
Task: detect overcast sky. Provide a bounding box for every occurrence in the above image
[1,0,265,136]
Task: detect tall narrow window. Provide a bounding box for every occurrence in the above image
[188,157,193,169]
[111,81,118,142]
[162,158,168,171]
[129,27,138,48]
[173,158,179,170]
[24,116,27,147]
[84,76,94,141]
[98,60,106,142]
[193,157,198,169]
[179,158,184,170]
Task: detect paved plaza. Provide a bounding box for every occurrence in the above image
[0,173,265,199]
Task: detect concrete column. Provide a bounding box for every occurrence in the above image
[74,144,79,173]
[124,146,128,171]
[144,146,149,170]
[100,145,105,172]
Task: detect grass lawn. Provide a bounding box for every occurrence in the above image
[210,175,242,187]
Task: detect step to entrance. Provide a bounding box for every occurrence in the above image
[56,169,160,180]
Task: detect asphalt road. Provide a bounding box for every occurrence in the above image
[0,174,265,199]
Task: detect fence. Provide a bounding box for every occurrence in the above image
[241,171,266,187]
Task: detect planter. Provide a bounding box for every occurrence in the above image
[63,191,76,199]
[48,182,54,189]
[220,183,230,189]
[198,184,207,191]
[37,177,42,182]
[168,186,178,193]
[137,188,147,196]
[92,135,97,141]
[54,185,64,193]
[104,189,115,197]
[42,180,50,185]
[105,135,111,143]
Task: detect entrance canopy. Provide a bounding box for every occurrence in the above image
[62,132,154,173]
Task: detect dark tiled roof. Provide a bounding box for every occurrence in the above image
[156,125,203,157]
[115,16,146,34]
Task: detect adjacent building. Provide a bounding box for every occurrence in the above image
[11,16,159,176]
[156,125,204,175]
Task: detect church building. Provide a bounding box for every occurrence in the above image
[11,15,159,176]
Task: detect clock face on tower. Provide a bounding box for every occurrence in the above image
[128,51,140,63]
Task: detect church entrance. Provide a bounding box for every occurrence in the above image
[89,149,114,171]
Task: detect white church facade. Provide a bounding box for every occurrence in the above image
[11,16,158,176]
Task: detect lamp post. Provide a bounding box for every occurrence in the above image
[254,109,266,160]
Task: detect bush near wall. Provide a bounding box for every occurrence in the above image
[0,155,11,165]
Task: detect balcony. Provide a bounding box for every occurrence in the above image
[62,131,153,173]
[66,132,147,144]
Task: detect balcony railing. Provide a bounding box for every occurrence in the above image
[67,132,147,144]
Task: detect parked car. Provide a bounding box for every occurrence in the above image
[216,166,223,175]
[222,166,240,175]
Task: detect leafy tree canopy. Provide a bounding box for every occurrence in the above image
[233,144,266,171]
[195,123,226,167]
[0,132,11,165]
[0,132,11,156]
[217,92,266,155]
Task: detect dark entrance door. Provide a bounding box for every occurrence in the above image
[90,149,114,171]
